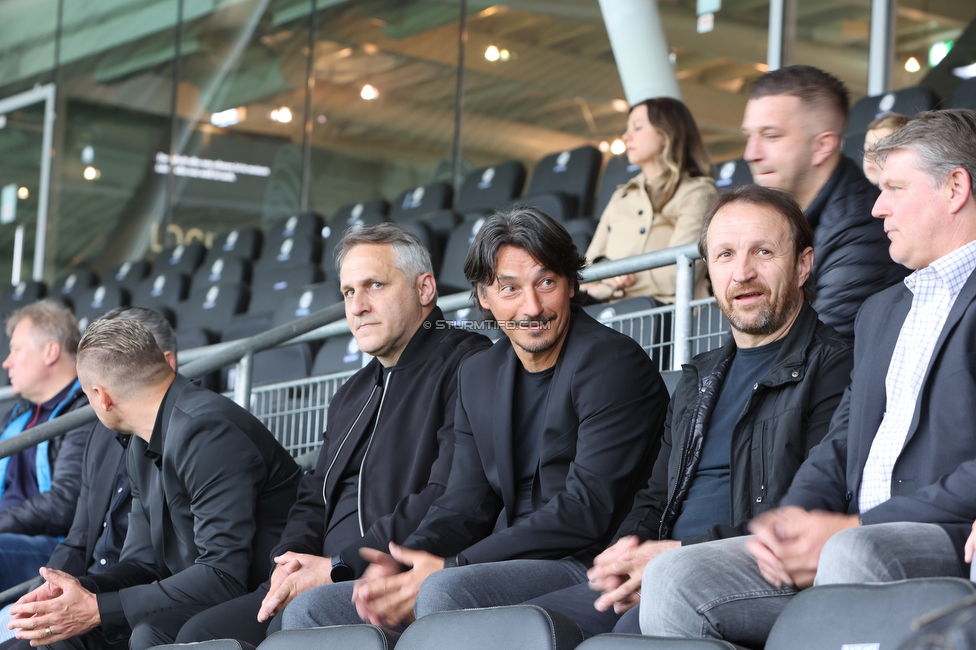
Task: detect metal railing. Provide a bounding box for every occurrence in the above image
[0,242,720,461]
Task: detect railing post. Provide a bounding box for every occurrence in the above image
[673,253,694,367]
[234,350,254,408]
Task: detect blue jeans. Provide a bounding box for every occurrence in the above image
[0,533,58,592]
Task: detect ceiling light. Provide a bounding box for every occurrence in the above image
[905,56,921,72]
[612,99,629,113]
[316,115,327,124]
[81,145,94,164]
[211,107,245,128]
[362,43,379,55]
[499,48,510,61]
[598,141,610,153]
[361,84,379,100]
[485,45,500,62]
[954,63,976,80]
[610,139,626,155]
[270,107,293,123]
[16,187,28,200]
[929,40,953,67]
[83,166,100,181]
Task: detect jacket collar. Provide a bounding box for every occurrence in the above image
[804,155,861,230]
[145,374,191,467]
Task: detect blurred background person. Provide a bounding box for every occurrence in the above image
[862,113,912,186]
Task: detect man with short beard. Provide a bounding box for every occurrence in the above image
[525,184,853,638]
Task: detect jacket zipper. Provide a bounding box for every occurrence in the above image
[321,385,380,512]
[756,424,766,503]
[357,371,392,535]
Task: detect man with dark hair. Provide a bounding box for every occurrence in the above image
[640,108,976,647]
[742,64,906,336]
[172,223,491,646]
[0,301,89,592]
[6,318,302,650]
[282,206,668,630]
[525,185,853,637]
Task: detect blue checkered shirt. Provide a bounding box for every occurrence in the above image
[858,240,976,513]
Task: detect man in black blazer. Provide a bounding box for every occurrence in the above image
[281,206,669,631]
[6,318,301,650]
[639,109,976,648]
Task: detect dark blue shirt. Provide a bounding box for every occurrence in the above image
[89,435,131,575]
[511,364,554,523]
[0,381,77,511]
[670,339,783,540]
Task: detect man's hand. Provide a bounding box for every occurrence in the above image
[603,274,637,291]
[8,568,100,646]
[588,537,680,614]
[747,506,859,588]
[352,543,444,628]
[257,553,332,623]
[965,521,976,564]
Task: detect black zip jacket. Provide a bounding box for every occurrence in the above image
[271,307,491,578]
[615,302,853,545]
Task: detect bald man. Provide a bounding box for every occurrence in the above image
[740,65,907,337]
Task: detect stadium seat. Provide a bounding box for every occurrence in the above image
[712,159,753,192]
[178,281,250,339]
[205,227,263,265]
[153,640,253,650]
[152,242,206,278]
[312,334,365,376]
[951,77,976,109]
[246,343,314,388]
[73,286,130,329]
[0,281,46,318]
[564,218,597,255]
[265,212,324,252]
[577,636,738,649]
[51,270,98,309]
[131,271,190,316]
[321,200,390,275]
[764,578,976,650]
[456,160,527,216]
[594,154,640,220]
[395,605,583,650]
[438,217,486,295]
[192,256,252,289]
[585,296,671,369]
[256,236,321,269]
[519,145,603,221]
[247,262,323,317]
[101,260,150,294]
[844,86,935,163]
[398,220,444,276]
[389,181,454,222]
[258,626,399,650]
[272,281,342,327]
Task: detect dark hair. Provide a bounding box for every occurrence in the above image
[632,97,711,204]
[463,206,586,312]
[698,184,816,302]
[99,306,178,357]
[750,65,849,126]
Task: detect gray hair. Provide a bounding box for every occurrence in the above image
[6,300,79,358]
[77,318,170,394]
[868,108,976,194]
[334,223,433,280]
[99,306,178,359]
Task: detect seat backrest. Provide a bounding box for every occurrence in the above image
[712,159,753,192]
[102,260,150,293]
[765,578,976,650]
[389,181,454,222]
[457,160,527,215]
[132,271,189,312]
[258,235,321,269]
[258,626,399,650]
[248,263,323,316]
[312,334,365,376]
[206,227,263,264]
[844,86,935,164]
[265,212,324,249]
[251,344,313,387]
[73,285,130,328]
[578,634,738,650]
[153,640,251,650]
[595,154,640,219]
[527,145,602,219]
[563,218,597,256]
[952,78,976,109]
[331,198,389,229]
[193,256,251,289]
[51,270,98,299]
[180,282,250,332]
[397,605,583,650]
[438,216,487,295]
[0,281,47,318]
[152,242,206,278]
[272,281,342,327]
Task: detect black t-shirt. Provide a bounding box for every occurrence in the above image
[669,339,783,540]
[510,364,555,523]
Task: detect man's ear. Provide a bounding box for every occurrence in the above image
[162,350,178,373]
[944,167,973,215]
[811,131,840,168]
[416,273,437,307]
[477,284,490,310]
[41,341,61,367]
[796,246,815,288]
[90,383,114,412]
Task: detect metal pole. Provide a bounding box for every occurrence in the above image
[672,253,694,367]
[868,0,895,96]
[233,350,254,408]
[450,0,468,198]
[299,0,317,213]
[33,85,56,281]
[597,0,680,103]
[12,225,24,285]
[767,0,796,70]
[163,0,184,246]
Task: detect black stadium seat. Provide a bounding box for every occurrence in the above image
[271,281,342,327]
[51,270,98,309]
[397,220,444,275]
[205,227,263,265]
[519,145,602,221]
[312,334,365,376]
[178,281,250,339]
[438,216,486,294]
[0,281,46,318]
[389,181,453,222]
[192,256,251,289]
[247,262,323,317]
[578,635,737,649]
[73,285,129,330]
[844,86,935,164]
[563,218,597,255]
[131,271,189,316]
[249,344,314,387]
[585,296,671,369]
[456,160,526,216]
[395,605,582,650]
[951,77,976,109]
[321,200,390,275]
[594,154,640,219]
[712,158,753,192]
[101,260,150,294]
[265,213,324,251]
[257,235,321,269]
[259,626,400,650]
[152,242,206,278]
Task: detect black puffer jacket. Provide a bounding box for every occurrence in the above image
[614,303,853,545]
[806,156,909,338]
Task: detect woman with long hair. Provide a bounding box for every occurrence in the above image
[583,97,715,303]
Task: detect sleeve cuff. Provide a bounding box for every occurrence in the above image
[95,591,131,642]
[340,531,384,580]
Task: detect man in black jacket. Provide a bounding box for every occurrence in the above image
[280,206,668,631]
[0,301,89,592]
[528,185,853,637]
[6,318,302,650]
[741,65,907,337]
[172,224,490,646]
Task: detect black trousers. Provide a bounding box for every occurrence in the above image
[176,581,282,647]
[526,581,642,638]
